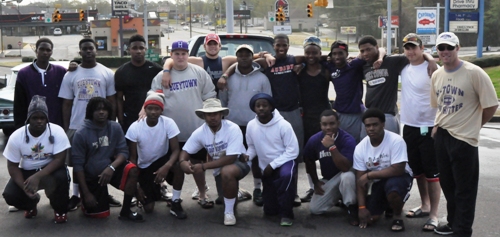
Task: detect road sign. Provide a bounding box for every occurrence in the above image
[145,49,159,62]
[417,34,437,45]
[158,12,169,20]
[340,26,356,34]
[275,0,290,17]
[451,0,478,9]
[449,12,479,21]
[268,11,275,22]
[233,10,251,20]
[450,21,478,33]
[273,25,292,35]
[416,9,437,34]
[378,16,399,28]
[112,0,129,16]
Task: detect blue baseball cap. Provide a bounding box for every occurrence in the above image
[171,40,189,52]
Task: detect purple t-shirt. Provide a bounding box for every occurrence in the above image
[323,58,365,114]
[304,129,356,180]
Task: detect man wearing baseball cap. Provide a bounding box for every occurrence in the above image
[149,40,217,208]
[430,32,498,236]
[399,33,441,231]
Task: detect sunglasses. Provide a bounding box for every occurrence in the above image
[303,37,321,47]
[437,44,456,51]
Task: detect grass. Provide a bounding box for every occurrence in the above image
[483,66,500,98]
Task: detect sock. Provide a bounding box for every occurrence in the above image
[172,189,181,201]
[72,183,80,197]
[307,174,314,190]
[254,178,261,190]
[120,194,133,216]
[224,197,236,214]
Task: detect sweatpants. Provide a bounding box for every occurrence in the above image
[3,165,70,213]
[434,127,478,237]
[261,160,297,219]
[309,171,356,214]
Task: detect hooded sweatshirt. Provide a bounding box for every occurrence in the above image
[72,120,129,179]
[246,110,299,171]
[220,62,272,126]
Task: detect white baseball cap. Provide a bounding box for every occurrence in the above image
[436,32,460,47]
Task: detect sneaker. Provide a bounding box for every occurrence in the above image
[54,211,67,224]
[24,208,38,219]
[300,189,314,203]
[68,195,81,211]
[434,224,454,235]
[280,217,293,226]
[237,188,252,202]
[293,195,301,207]
[8,206,18,212]
[161,185,173,201]
[253,189,263,206]
[170,199,187,219]
[191,184,209,200]
[118,211,145,222]
[108,195,122,207]
[224,213,237,226]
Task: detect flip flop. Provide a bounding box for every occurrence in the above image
[198,197,214,209]
[391,219,405,232]
[406,207,430,218]
[423,218,439,231]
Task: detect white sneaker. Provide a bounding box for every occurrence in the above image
[224,213,236,226]
[191,184,209,200]
[8,206,18,212]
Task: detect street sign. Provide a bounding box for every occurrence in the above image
[378,16,399,28]
[268,11,275,22]
[451,0,478,9]
[158,12,169,20]
[340,26,356,34]
[449,12,479,21]
[273,25,292,35]
[233,10,251,20]
[112,0,129,16]
[416,9,437,34]
[417,34,437,45]
[382,29,396,38]
[450,21,478,33]
[145,49,159,62]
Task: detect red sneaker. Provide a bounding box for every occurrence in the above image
[24,208,37,219]
[54,211,67,224]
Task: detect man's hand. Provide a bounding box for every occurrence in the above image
[314,181,325,195]
[262,164,274,177]
[321,133,336,148]
[431,126,438,139]
[138,107,146,121]
[358,208,372,228]
[357,173,370,188]
[264,54,276,67]
[217,77,228,91]
[372,58,383,69]
[24,174,41,197]
[136,184,147,204]
[82,192,98,208]
[180,160,194,174]
[192,163,204,174]
[161,71,172,88]
[293,64,304,75]
[239,154,249,163]
[67,62,79,72]
[153,164,171,184]
[427,61,438,77]
[98,167,114,186]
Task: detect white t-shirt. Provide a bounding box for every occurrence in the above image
[125,116,180,169]
[3,123,70,170]
[353,130,412,179]
[58,63,116,130]
[183,119,246,176]
[400,61,437,127]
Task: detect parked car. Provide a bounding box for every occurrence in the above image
[0,61,70,136]
[424,48,432,54]
[246,23,254,27]
[180,22,186,25]
[183,26,189,31]
[166,26,175,33]
[53,28,62,36]
[209,26,216,31]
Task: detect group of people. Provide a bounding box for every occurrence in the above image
[1,30,497,237]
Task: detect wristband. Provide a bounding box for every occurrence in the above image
[221,74,228,79]
[329,145,337,152]
[163,69,170,73]
[358,206,366,209]
[108,164,115,172]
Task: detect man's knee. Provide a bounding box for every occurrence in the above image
[340,171,355,186]
[220,165,239,182]
[309,201,325,215]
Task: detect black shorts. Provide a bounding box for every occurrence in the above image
[367,174,412,216]
[214,160,251,197]
[137,155,175,205]
[403,125,439,180]
[180,142,208,163]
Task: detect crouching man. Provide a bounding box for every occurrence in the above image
[304,109,358,226]
[71,97,143,222]
[3,96,71,223]
[179,98,249,226]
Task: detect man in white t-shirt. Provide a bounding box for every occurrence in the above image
[354,108,413,232]
[125,91,186,219]
[179,98,249,226]
[400,33,441,231]
[58,38,118,210]
[2,96,71,223]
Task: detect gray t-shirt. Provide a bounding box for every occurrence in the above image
[58,63,116,130]
[151,63,216,142]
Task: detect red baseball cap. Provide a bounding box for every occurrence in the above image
[204,33,221,45]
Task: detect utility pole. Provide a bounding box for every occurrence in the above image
[144,0,148,49]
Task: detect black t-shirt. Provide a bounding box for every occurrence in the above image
[363,55,408,115]
[298,65,331,118]
[265,54,300,111]
[115,61,163,119]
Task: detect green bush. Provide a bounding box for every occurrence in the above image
[468,56,500,68]
[73,56,162,68]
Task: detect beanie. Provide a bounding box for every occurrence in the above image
[249,93,275,112]
[143,90,165,111]
[26,95,49,123]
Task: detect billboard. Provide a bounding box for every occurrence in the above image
[416,9,437,34]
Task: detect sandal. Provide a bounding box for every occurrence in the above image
[198,197,214,209]
[391,219,405,232]
[406,207,430,218]
[423,218,438,231]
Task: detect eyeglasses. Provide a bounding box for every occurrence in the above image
[437,44,456,51]
[303,36,321,47]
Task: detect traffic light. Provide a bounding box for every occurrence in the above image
[53,10,61,22]
[276,7,285,22]
[307,4,313,18]
[79,10,85,21]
